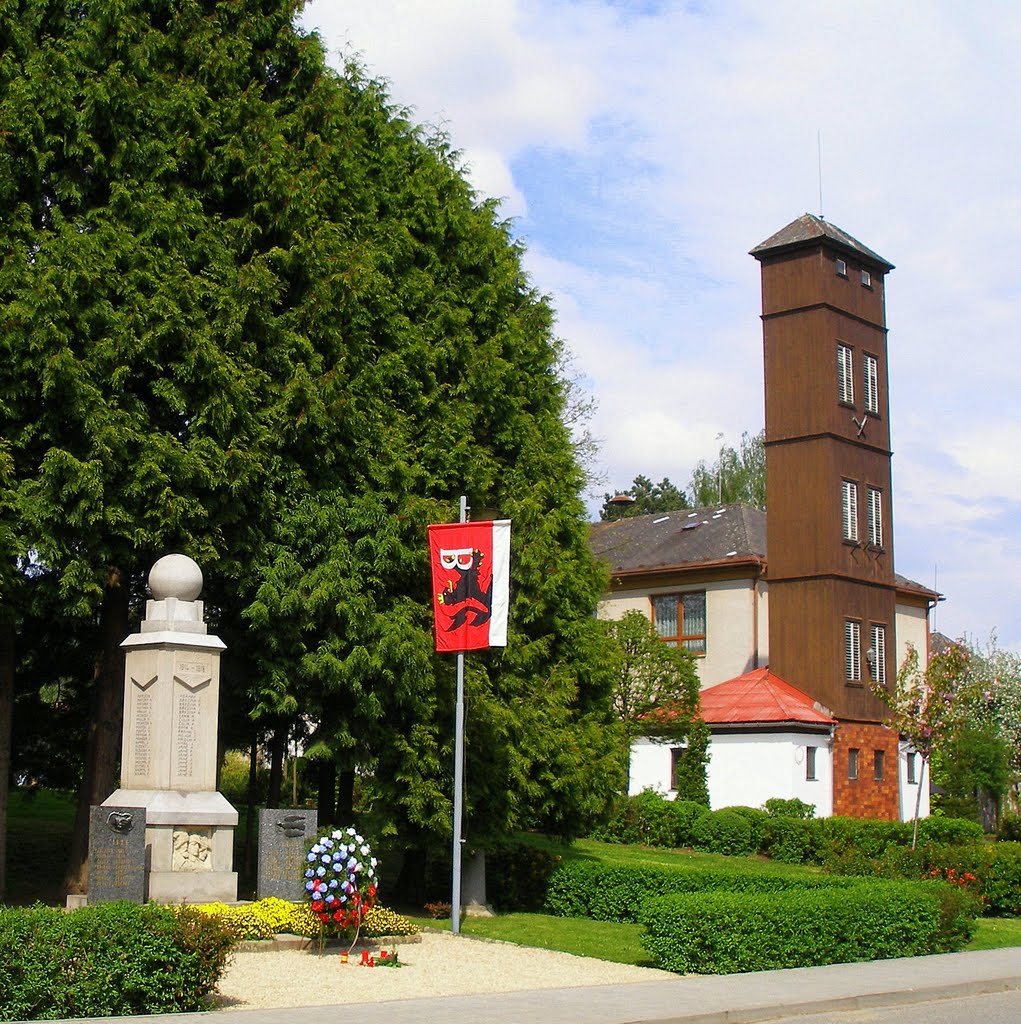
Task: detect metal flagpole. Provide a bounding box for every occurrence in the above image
[451,494,468,935]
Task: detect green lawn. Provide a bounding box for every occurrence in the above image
[412,910,1021,965]
[412,914,654,966]
[5,788,76,905]
[968,916,1021,951]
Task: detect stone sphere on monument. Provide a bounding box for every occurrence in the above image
[149,553,204,602]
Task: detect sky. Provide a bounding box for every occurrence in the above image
[300,0,1021,652]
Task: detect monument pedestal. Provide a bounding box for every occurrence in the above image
[99,554,237,904]
[103,789,238,903]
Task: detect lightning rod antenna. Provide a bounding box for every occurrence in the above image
[817,130,824,219]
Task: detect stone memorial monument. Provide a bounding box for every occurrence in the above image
[257,808,318,900]
[102,554,238,903]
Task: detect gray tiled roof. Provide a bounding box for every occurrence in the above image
[589,504,939,599]
[750,213,894,272]
[589,505,767,575]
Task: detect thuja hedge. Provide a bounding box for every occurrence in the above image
[0,902,237,1020]
[544,861,861,922]
[639,880,979,974]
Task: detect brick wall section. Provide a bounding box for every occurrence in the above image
[832,721,900,819]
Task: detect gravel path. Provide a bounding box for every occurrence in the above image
[211,932,678,1010]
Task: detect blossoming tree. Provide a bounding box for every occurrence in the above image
[870,640,975,847]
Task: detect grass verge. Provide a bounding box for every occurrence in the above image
[968,916,1021,950]
[409,913,654,966]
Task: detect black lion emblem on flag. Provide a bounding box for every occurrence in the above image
[437,547,493,631]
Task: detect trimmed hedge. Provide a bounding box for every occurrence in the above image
[544,860,859,922]
[0,902,237,1020]
[639,880,978,974]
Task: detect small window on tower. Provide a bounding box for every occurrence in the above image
[848,748,860,780]
[861,269,872,288]
[835,258,847,277]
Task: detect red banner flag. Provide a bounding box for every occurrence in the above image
[428,520,510,652]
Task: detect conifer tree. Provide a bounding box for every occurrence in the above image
[0,0,619,890]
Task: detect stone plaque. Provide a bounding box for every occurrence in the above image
[88,805,146,904]
[257,808,317,900]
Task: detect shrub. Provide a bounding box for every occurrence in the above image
[487,840,562,911]
[915,817,984,846]
[0,902,237,1020]
[764,797,815,819]
[818,817,909,860]
[668,799,711,847]
[639,879,977,974]
[691,809,754,856]
[761,816,820,865]
[544,860,858,923]
[999,815,1021,843]
[718,806,769,849]
[980,842,1021,916]
[589,790,681,848]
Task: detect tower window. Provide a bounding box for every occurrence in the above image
[861,269,872,288]
[842,480,859,542]
[806,745,818,781]
[848,747,860,780]
[907,752,917,785]
[874,749,885,781]
[845,620,861,682]
[867,487,883,547]
[835,258,847,277]
[864,354,879,414]
[870,624,887,685]
[837,344,854,404]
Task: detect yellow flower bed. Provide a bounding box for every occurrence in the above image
[184,898,416,940]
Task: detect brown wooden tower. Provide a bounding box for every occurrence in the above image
[752,214,900,818]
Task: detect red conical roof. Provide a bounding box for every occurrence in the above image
[699,667,835,726]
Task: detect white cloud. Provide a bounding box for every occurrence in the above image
[301,0,1021,649]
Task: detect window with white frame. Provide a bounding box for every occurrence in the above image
[848,747,860,780]
[845,620,861,682]
[842,480,859,542]
[864,354,879,414]
[870,623,887,686]
[652,592,707,655]
[861,269,872,288]
[837,344,854,404]
[867,487,883,547]
[835,258,847,277]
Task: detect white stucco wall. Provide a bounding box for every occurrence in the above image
[600,577,766,689]
[898,741,930,822]
[630,731,833,816]
[628,736,678,797]
[895,601,930,674]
